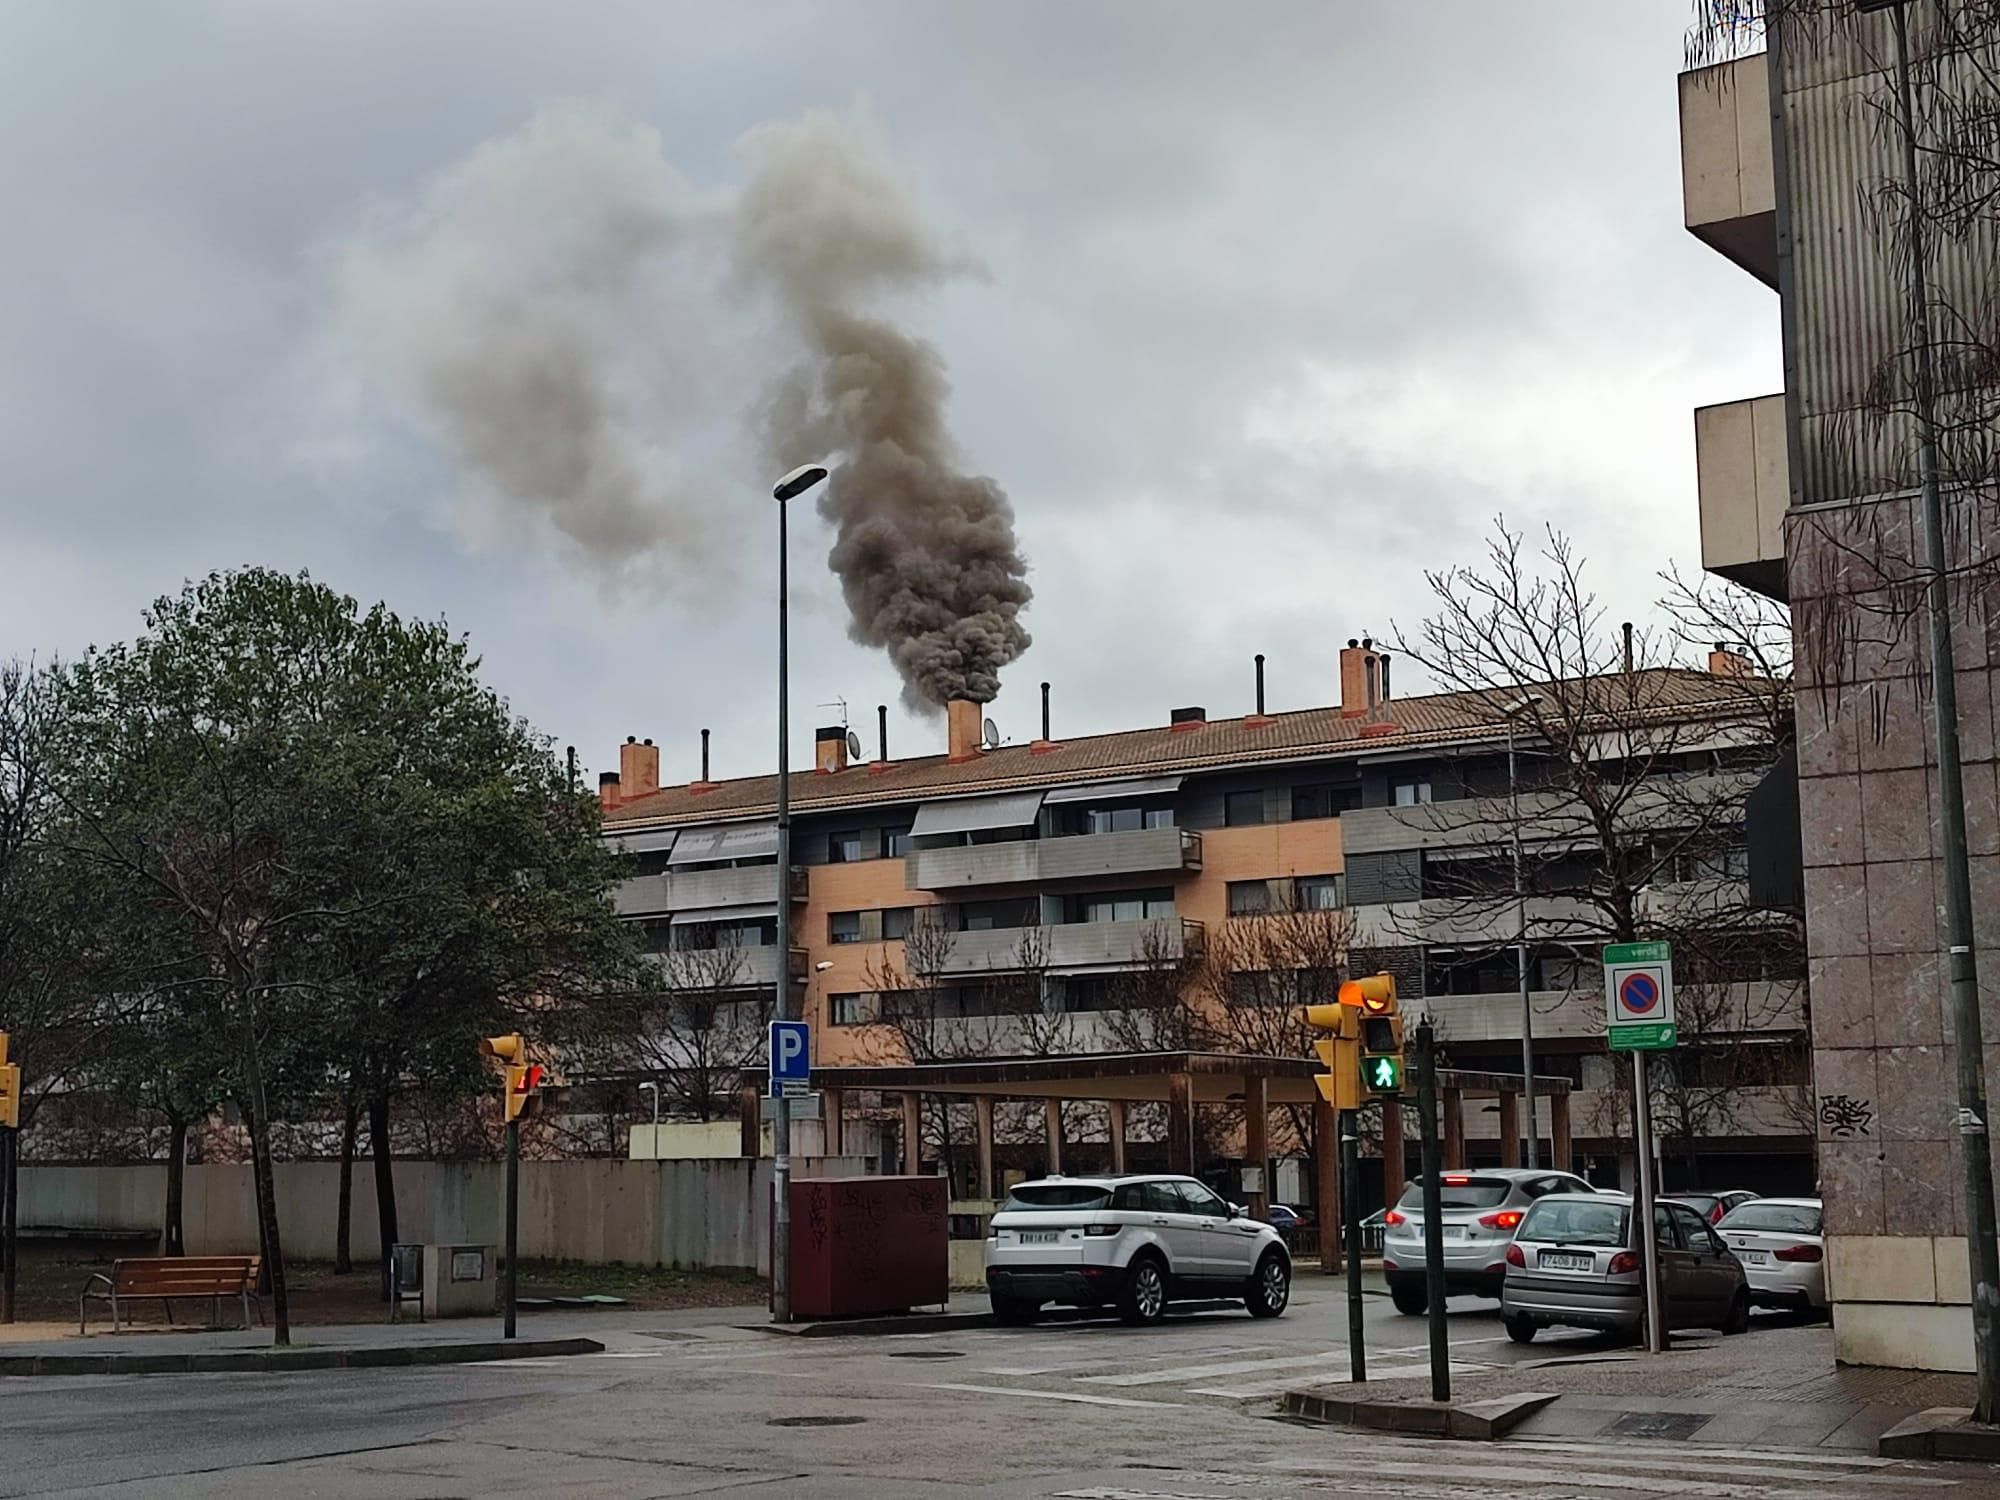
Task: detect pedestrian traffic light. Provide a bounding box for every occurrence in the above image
[480,1034,544,1124]
[1302,996,1362,1112]
[1342,974,1404,1098]
[0,1029,17,1130]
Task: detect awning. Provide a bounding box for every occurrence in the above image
[1042,774,1184,805]
[605,828,678,856]
[670,903,776,926]
[667,820,779,865]
[909,789,1048,838]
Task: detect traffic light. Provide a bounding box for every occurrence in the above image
[479,1034,544,1124]
[0,1030,17,1129]
[1343,974,1404,1097]
[1302,997,1362,1112]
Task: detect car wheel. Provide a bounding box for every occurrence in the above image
[991,1293,1041,1327]
[1389,1281,1427,1316]
[1118,1256,1169,1326]
[1246,1251,1290,1319]
[1504,1315,1538,1345]
[1722,1288,1751,1335]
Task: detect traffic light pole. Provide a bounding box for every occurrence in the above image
[503,1117,519,1340]
[1342,1109,1365,1383]
[1,1126,15,1325]
[1415,1024,1449,1402]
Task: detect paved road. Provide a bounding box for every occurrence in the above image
[0,1287,1983,1498]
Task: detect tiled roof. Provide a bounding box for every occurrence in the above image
[602,669,1780,830]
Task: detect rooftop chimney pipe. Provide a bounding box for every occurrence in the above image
[1255,654,1266,716]
[947,699,983,762]
[877,704,889,763]
[1040,681,1051,742]
[1623,621,1635,675]
[700,728,710,784]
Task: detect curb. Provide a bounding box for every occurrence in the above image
[1878,1407,2000,1462]
[0,1336,604,1377]
[1279,1388,1557,1440]
[748,1298,1254,1338]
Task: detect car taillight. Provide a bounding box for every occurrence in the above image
[1608,1251,1639,1275]
[1084,1225,1118,1237]
[1443,1175,1471,1186]
[1479,1211,1524,1230]
[1383,1210,1406,1226]
[1710,1204,1726,1224]
[1774,1244,1823,1263]
[1504,1244,1525,1268]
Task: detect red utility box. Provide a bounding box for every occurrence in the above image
[788,1175,949,1319]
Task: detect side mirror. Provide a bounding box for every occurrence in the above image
[1228,1203,1246,1220]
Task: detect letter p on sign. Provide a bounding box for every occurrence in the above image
[769,1020,811,1097]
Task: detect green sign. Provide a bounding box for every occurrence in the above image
[1609,1022,1678,1051]
[1363,1055,1403,1094]
[1603,941,1671,965]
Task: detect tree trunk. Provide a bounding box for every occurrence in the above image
[163,1116,187,1256]
[334,1094,359,1274]
[241,1059,291,1347]
[369,1092,398,1302]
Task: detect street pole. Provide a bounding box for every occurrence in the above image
[1633,1051,1663,1354]
[1415,1023,1449,1402]
[1342,1108,1365,1383]
[1507,711,1537,1170]
[502,1117,518,1340]
[1,1127,15,1324]
[1883,0,2000,1424]
[772,489,794,1325]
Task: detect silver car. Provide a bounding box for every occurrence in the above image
[1382,1168,1593,1313]
[1501,1193,1751,1343]
[1718,1197,1826,1311]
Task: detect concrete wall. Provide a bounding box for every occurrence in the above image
[18,1156,872,1274]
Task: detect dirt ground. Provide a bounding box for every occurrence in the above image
[7,1254,765,1331]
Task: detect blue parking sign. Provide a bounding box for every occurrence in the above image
[769,1020,810,1096]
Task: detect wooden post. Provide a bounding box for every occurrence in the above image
[739,1084,761,1159]
[1551,1089,1573,1173]
[1380,1099,1405,1208]
[1043,1097,1064,1176]
[1243,1075,1269,1219]
[1443,1087,1466,1170]
[1498,1091,1521,1168]
[1314,1094,1339,1275]
[823,1087,845,1158]
[901,1092,922,1177]
[1166,1073,1195,1176]
[1107,1100,1128,1174]
[974,1096,996,1200]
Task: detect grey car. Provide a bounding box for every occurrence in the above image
[1382,1168,1593,1312]
[1500,1193,1751,1343]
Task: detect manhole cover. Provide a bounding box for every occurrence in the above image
[1603,1412,1712,1441]
[887,1350,965,1360]
[768,1416,867,1428]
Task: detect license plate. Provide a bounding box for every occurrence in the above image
[1738,1250,1770,1265]
[1018,1231,1059,1246]
[1539,1251,1594,1272]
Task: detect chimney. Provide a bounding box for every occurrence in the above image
[1340,637,1387,719]
[1709,642,1753,677]
[619,736,660,801]
[598,771,621,811]
[947,698,984,762]
[1170,705,1207,731]
[871,704,894,774]
[815,724,850,774]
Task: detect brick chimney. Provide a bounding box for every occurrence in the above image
[1708,642,1753,677]
[619,736,660,801]
[947,699,984,763]
[815,724,850,774]
[1340,637,1389,719]
[598,771,621,811]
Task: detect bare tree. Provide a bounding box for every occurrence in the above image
[616,924,766,1123]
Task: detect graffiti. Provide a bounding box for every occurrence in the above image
[1818,1093,1875,1139]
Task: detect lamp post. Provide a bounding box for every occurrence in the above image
[638,1080,660,1152]
[770,462,828,1325]
[1503,694,1544,1170]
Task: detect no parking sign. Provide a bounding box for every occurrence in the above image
[1603,941,1676,1051]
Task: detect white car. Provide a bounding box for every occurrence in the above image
[1717,1197,1826,1311]
[1382,1168,1595,1310]
[984,1174,1291,1326]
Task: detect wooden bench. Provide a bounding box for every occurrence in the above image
[78,1256,263,1335]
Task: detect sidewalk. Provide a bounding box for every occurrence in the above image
[1285,1321,1980,1453]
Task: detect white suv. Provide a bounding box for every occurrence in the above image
[984,1174,1291,1326]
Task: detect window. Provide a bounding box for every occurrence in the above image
[1519,1198,1627,1247]
[1391,777,1432,807]
[1295,874,1343,910]
[1140,1181,1186,1215]
[1173,1181,1230,1216]
[1071,888,1174,924]
[1227,970,1272,1005]
[1720,1202,1822,1235]
[959,898,1037,932]
[637,918,674,954]
[1063,975,1120,1012]
[828,911,862,945]
[826,829,863,863]
[1224,789,1266,827]
[829,992,874,1026]
[1396,1176,1513,1210]
[882,823,914,857]
[630,849,674,878]
[1291,783,1360,821]
[881,906,915,940]
[1227,880,1271,916]
[1005,1183,1111,1211]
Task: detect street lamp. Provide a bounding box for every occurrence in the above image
[638,1080,660,1132]
[770,462,828,1326]
[1502,693,1545,1170]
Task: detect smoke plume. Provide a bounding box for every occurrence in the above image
[324,102,1031,707]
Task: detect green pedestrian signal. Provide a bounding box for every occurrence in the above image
[1364,1055,1403,1094]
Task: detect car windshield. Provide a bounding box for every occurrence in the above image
[1720,1202,1822,1235]
[1002,1183,1111,1212]
[1396,1175,1511,1210]
[1520,1198,1628,1247]
[1672,1195,1720,1215]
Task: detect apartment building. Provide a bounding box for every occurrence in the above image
[598,638,1797,1178]
[1681,6,2000,1372]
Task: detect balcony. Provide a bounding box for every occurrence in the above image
[614,864,805,919]
[931,918,1204,976]
[1696,394,1789,601]
[1409,979,1802,1046]
[643,943,807,990]
[1680,55,1776,287]
[905,827,1202,892]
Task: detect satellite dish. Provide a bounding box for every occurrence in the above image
[845,729,863,761]
[982,717,1000,750]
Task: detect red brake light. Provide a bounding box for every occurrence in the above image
[1608,1250,1639,1275]
[1443,1175,1471,1186]
[1504,1243,1525,1268]
[1774,1243,1823,1263]
[1383,1210,1406,1226]
[1479,1210,1524,1230]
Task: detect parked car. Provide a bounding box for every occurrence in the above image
[1265,1204,1314,1234]
[984,1174,1292,1327]
[1666,1190,1759,1225]
[1382,1168,1594,1313]
[1500,1193,1750,1343]
[1717,1198,1825,1311]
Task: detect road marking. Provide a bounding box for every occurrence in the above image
[1077,1334,1506,1387]
[1503,1437,1910,1470]
[1188,1359,1487,1399]
[924,1381,1185,1409]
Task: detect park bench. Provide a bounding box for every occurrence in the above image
[77,1255,263,1335]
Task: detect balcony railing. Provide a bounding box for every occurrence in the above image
[642,944,807,989]
[905,826,1202,891]
[930,917,1204,976]
[614,863,806,919]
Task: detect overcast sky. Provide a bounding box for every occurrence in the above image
[0,1,1777,787]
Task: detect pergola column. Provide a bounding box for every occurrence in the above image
[1166,1072,1195,1176]
[974,1096,996,1199]
[1107,1100,1128,1175]
[1242,1075,1269,1220]
[1380,1099,1405,1208]
[1551,1089,1573,1172]
[901,1092,922,1176]
[1314,1093,1339,1275]
[1443,1087,1466,1170]
[1043,1097,1064,1176]
[739,1084,761,1160]
[823,1087,844,1158]
[1498,1091,1521,1168]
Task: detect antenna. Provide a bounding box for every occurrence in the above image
[981,717,1000,751]
[845,729,863,762]
[816,696,850,727]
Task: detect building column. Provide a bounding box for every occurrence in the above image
[1107,1100,1128,1174]
[1166,1073,1195,1176]
[1498,1091,1520,1168]
[1044,1097,1064,1177]
[823,1088,844,1158]
[1380,1099,1405,1208]
[901,1092,923,1177]
[1443,1087,1466,1170]
[739,1084,761,1159]
[1314,1094,1339,1275]
[1243,1076,1269,1219]
[974,1096,996,1200]
[1551,1090,1573,1173]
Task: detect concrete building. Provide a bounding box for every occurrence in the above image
[1681,7,2000,1369]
